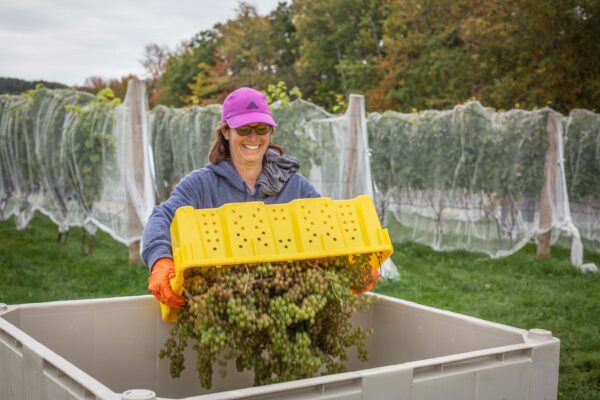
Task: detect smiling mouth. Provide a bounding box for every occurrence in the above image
[243,144,260,150]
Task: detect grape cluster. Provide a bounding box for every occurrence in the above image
[159,254,378,389]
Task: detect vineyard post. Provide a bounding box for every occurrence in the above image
[343,95,363,199]
[127,78,145,265]
[537,113,560,259]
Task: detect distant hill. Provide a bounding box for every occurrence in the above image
[0,77,69,95]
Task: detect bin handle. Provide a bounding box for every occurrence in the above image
[0,327,23,356]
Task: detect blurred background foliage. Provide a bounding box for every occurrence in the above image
[2,0,598,114]
[146,0,600,113]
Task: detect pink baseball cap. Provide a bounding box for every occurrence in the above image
[221,87,277,128]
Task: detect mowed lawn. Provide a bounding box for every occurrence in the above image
[0,213,149,303]
[1,212,599,399]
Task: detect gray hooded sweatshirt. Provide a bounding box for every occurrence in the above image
[141,150,320,270]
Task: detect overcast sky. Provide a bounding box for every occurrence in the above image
[0,0,283,86]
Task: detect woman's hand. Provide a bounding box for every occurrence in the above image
[148,258,185,307]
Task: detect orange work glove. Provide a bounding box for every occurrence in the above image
[148,258,185,308]
[353,267,380,294]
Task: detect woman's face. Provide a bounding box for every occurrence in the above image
[223,123,271,168]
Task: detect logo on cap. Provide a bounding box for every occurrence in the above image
[246,101,259,110]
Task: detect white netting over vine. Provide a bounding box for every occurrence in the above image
[150,104,221,202]
[0,82,155,245]
[92,80,155,245]
[0,88,94,232]
[368,101,597,272]
[1,82,598,273]
[563,109,600,256]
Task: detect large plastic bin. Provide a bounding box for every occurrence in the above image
[0,294,559,400]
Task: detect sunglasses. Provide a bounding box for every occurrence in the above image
[235,124,272,136]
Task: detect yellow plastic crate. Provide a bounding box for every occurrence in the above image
[161,195,393,321]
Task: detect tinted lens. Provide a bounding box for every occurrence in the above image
[236,125,271,136]
[236,126,253,136]
[254,125,270,135]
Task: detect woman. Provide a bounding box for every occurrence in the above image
[143,87,320,307]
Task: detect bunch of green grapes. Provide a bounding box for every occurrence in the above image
[159,254,378,389]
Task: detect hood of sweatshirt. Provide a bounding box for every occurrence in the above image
[207,159,247,194]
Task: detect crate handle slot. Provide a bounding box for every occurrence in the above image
[0,328,23,356]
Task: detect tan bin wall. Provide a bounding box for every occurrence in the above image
[0,294,559,400]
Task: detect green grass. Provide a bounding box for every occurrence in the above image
[1,212,599,398]
[0,213,149,304]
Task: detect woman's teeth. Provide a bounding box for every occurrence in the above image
[243,145,260,150]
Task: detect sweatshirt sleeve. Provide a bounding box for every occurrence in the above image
[299,174,321,198]
[141,174,202,271]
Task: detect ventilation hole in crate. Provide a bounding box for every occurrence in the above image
[205,230,209,234]
[333,238,337,241]
[301,205,305,209]
[309,240,313,243]
[241,227,245,230]
[284,245,288,248]
[264,243,268,247]
[326,232,330,236]
[341,212,345,216]
[232,210,236,214]
[262,231,266,235]
[282,217,286,221]
[239,245,243,248]
[351,237,355,240]
[313,233,317,237]
[215,238,219,242]
[212,247,217,251]
[234,221,238,225]
[255,225,258,229]
[207,239,211,243]
[259,219,263,223]
[287,238,291,242]
[257,237,262,241]
[236,233,240,236]
[239,215,243,219]
[203,222,207,226]
[274,217,278,221]
[354,228,357,232]
[244,238,247,242]
[278,239,283,243]
[345,229,349,232]
[212,222,216,225]
[210,213,214,217]
[214,230,217,233]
